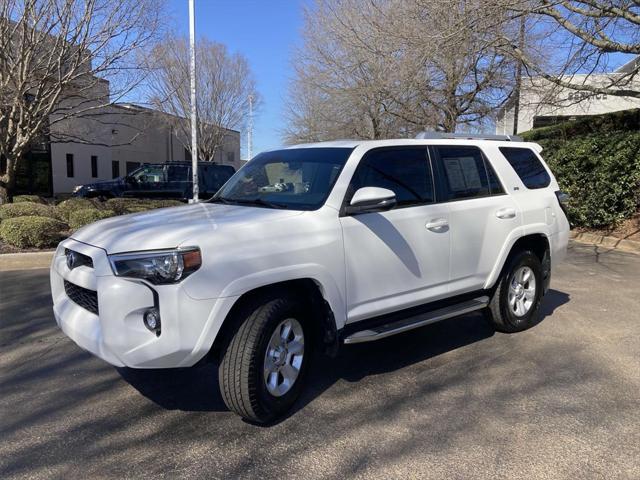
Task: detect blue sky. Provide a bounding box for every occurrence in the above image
[167,0,308,159]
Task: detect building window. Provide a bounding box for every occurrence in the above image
[226,151,235,164]
[66,154,74,178]
[184,147,192,162]
[91,156,98,178]
[112,160,120,179]
[126,161,141,174]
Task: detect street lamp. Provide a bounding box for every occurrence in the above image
[189,0,199,202]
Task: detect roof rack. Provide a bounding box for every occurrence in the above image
[415,131,523,142]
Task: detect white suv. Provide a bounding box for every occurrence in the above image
[51,134,570,423]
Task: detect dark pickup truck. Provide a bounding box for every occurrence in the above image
[72,162,236,201]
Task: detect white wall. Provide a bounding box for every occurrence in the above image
[49,105,242,194]
[496,75,640,134]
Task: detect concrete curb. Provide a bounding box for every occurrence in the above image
[0,251,54,271]
[570,231,640,254]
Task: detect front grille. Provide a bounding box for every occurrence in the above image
[65,249,93,269]
[64,280,99,315]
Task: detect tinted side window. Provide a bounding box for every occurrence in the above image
[499,147,550,189]
[200,165,231,191]
[436,146,491,200]
[485,159,505,195]
[167,165,189,181]
[349,148,433,207]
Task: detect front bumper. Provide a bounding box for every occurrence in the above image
[50,238,231,368]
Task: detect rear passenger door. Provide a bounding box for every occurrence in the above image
[340,147,451,323]
[165,164,191,199]
[432,145,521,294]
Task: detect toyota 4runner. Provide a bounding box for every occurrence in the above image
[51,134,570,423]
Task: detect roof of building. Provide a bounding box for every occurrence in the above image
[614,55,640,74]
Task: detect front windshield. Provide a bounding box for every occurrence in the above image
[213,147,353,210]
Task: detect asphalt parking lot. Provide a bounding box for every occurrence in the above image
[1,241,639,479]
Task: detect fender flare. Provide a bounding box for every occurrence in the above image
[484,225,551,290]
[218,263,346,329]
[182,263,347,366]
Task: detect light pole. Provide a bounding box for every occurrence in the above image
[512,14,526,136]
[189,0,199,202]
[247,94,253,161]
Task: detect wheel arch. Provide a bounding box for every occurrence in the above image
[209,277,340,361]
[485,232,551,290]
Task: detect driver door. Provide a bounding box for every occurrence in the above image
[124,165,166,198]
[340,147,451,323]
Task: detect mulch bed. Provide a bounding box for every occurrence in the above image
[575,212,640,242]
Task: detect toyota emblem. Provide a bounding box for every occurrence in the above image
[66,251,77,270]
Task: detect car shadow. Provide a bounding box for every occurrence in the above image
[117,289,571,421]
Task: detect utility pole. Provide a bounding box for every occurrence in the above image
[512,14,526,135]
[247,94,254,161]
[189,0,199,202]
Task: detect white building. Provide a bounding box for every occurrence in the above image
[16,79,241,196]
[496,57,640,135]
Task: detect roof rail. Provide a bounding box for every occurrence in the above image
[415,131,523,142]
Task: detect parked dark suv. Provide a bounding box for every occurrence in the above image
[72,162,236,200]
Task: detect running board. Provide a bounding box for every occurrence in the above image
[343,296,489,344]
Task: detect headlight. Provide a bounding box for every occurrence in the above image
[72,185,83,193]
[108,248,201,284]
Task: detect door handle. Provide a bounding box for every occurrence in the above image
[495,207,516,219]
[426,218,449,230]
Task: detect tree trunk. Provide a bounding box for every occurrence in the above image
[0,154,18,204]
[442,112,457,133]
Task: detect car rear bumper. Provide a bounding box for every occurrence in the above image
[50,238,231,368]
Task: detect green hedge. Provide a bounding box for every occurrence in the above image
[0,202,58,221]
[13,195,47,204]
[522,110,640,228]
[105,198,184,214]
[522,109,640,142]
[55,198,97,220]
[68,208,117,231]
[0,216,67,248]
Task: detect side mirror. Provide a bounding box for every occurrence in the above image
[344,187,396,215]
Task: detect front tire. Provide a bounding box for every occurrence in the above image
[218,293,310,423]
[487,250,544,333]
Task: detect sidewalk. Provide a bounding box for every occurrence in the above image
[0,251,54,271]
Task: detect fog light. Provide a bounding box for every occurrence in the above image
[143,308,161,335]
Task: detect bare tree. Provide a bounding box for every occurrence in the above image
[0,0,163,202]
[501,0,640,98]
[284,0,516,142]
[146,35,258,163]
[284,0,419,144]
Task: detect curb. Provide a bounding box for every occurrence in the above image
[0,251,54,271]
[570,231,640,254]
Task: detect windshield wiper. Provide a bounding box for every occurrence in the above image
[211,196,289,209]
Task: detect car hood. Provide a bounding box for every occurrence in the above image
[71,203,303,253]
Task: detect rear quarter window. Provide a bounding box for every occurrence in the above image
[499,147,550,189]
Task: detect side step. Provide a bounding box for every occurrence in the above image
[343,296,489,344]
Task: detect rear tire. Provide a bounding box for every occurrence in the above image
[218,292,311,423]
[487,250,544,333]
